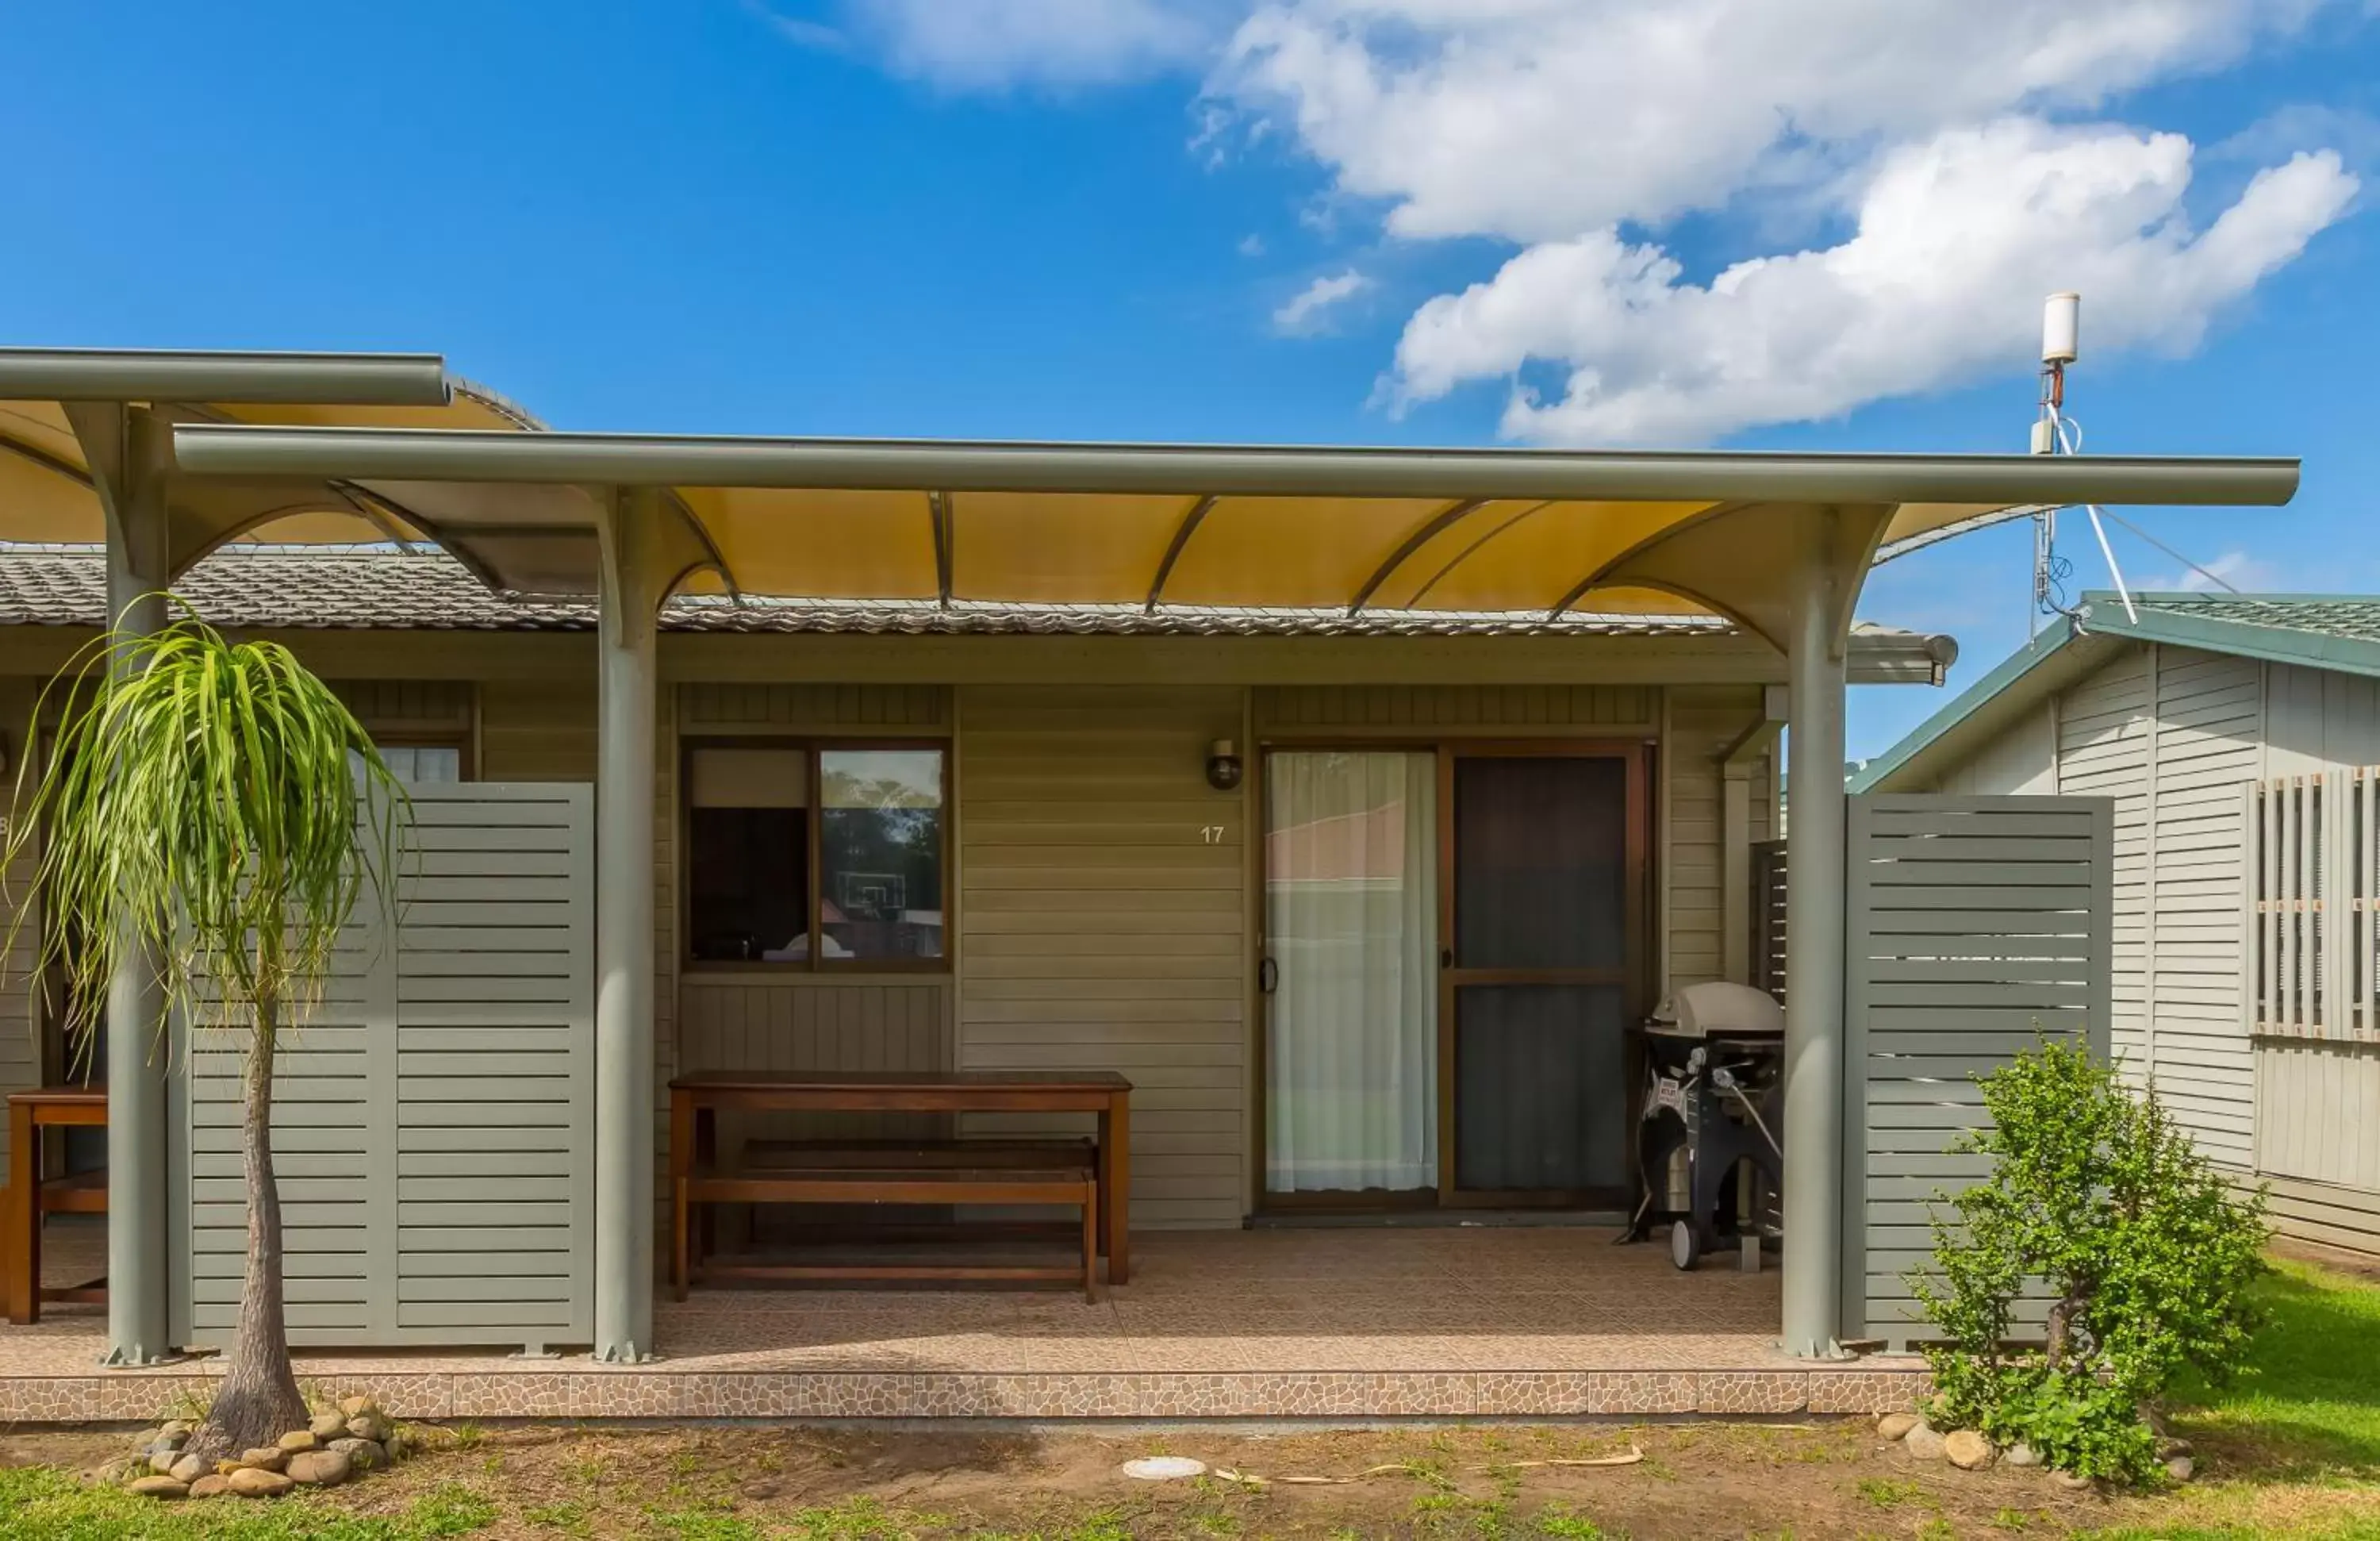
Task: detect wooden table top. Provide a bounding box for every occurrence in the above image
[670,1070,1130,1093]
[8,1086,106,1109]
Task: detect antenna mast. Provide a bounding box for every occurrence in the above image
[2028,291,2136,633]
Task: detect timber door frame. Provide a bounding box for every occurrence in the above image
[1252,739,1656,1212]
[1437,740,1653,1209]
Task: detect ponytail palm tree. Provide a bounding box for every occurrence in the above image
[2,609,405,1462]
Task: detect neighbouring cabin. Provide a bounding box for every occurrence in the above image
[1860,591,2380,1261]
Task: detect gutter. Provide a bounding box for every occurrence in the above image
[0,347,450,406]
[171,426,2304,508]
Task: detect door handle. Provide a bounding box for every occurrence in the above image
[1258,957,1279,994]
[1440,948,1453,970]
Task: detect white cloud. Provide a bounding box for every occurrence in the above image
[2144,548,2283,591]
[1388,125,2355,444]
[1216,0,2337,242]
[827,0,1236,87]
[1273,269,1372,330]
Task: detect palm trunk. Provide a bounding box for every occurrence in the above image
[182,986,307,1464]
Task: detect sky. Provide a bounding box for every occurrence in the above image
[5,2,2375,758]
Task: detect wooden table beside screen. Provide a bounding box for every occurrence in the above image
[6,1087,108,1325]
[666,1070,1132,1287]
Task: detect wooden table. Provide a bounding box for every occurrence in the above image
[6,1086,107,1325]
[667,1070,1131,1286]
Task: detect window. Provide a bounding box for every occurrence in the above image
[820,748,946,962]
[684,743,946,968]
[375,744,465,783]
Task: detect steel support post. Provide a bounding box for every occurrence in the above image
[1780,518,1850,1359]
[62,403,178,1366]
[592,486,662,1362]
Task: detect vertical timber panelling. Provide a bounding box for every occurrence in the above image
[2147,646,2262,1167]
[1844,794,2113,1348]
[178,784,594,1350]
[961,685,1246,1229]
[2057,649,2151,1081]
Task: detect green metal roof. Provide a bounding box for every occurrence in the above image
[1853,590,2380,794]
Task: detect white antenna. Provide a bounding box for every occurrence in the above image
[2029,291,2137,629]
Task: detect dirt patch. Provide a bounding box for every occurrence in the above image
[5,1417,2374,1537]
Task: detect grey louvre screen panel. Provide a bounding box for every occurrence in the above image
[1841,794,2113,1349]
[172,782,594,1352]
[1752,839,1787,1001]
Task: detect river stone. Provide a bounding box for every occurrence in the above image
[169,1453,208,1485]
[239,1447,288,1473]
[278,1429,319,1454]
[161,1421,194,1443]
[2156,1435,2194,1458]
[1903,1422,1948,1461]
[310,1411,348,1441]
[2004,1443,2041,1468]
[383,1431,411,1462]
[2166,1455,2195,1483]
[190,1474,232,1499]
[2051,1469,2094,1491]
[337,1394,379,1419]
[1876,1412,1922,1441]
[345,1412,389,1443]
[228,1466,294,1498]
[1945,1430,1994,1470]
[129,1475,190,1500]
[288,1449,352,1487]
[328,1437,384,1472]
[148,1450,179,1474]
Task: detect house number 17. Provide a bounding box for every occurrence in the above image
[1200,825,1226,844]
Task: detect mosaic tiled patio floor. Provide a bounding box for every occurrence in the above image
[2,1220,1922,1422]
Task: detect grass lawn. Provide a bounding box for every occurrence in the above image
[1,1255,2374,1539]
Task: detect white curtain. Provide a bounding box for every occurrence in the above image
[1265,751,1439,1192]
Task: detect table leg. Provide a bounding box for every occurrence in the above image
[670,1091,695,1297]
[1104,1092,1130,1285]
[8,1105,36,1325]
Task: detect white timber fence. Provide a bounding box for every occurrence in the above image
[170,782,595,1354]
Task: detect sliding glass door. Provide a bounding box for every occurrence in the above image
[1261,741,1649,1209]
[1262,751,1440,1196]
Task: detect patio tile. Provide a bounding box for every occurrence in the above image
[0,1220,1928,1421]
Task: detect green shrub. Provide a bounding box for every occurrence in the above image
[1911,1037,2270,1482]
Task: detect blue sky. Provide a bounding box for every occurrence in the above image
[6,2,2374,758]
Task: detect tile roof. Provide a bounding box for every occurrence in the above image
[2123,592,2380,648]
[0,545,1740,639]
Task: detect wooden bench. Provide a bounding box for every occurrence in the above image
[742,1136,1096,1172]
[668,1071,1134,1290]
[6,1088,108,1326]
[674,1165,1099,1302]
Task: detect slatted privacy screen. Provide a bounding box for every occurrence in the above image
[2248,769,2380,1043]
[174,783,594,1351]
[1752,839,1788,1001]
[1843,794,2113,1349]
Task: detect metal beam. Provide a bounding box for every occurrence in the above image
[1144,494,1218,613]
[591,486,663,1364]
[1347,499,1487,613]
[1780,515,1851,1360]
[60,402,178,1366]
[0,348,450,406]
[171,427,2303,509]
[928,491,954,609]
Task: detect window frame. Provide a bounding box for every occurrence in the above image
[367,733,476,783]
[678,734,953,975]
